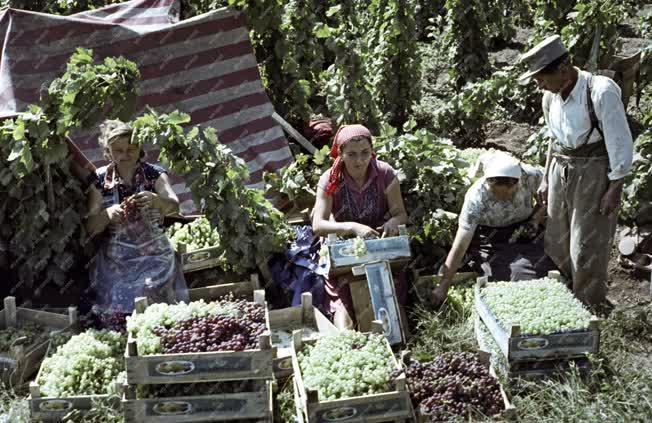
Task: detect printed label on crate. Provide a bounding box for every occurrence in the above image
[148,398,248,415]
[516,338,549,350]
[37,400,73,412]
[315,397,407,422]
[143,394,267,418]
[147,356,253,377]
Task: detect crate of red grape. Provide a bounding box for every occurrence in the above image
[269,292,338,379]
[0,296,78,387]
[167,217,227,273]
[29,329,124,422]
[123,379,273,422]
[474,272,601,362]
[400,351,516,422]
[125,292,275,385]
[292,323,414,423]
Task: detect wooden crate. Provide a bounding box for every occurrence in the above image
[292,323,414,423]
[123,379,273,422]
[29,366,121,422]
[125,291,276,385]
[475,273,601,362]
[185,268,258,290]
[399,351,515,422]
[0,297,78,387]
[187,274,261,302]
[474,317,592,382]
[268,293,338,379]
[177,242,226,274]
[326,232,411,277]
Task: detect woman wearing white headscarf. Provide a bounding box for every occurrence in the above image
[431,153,557,306]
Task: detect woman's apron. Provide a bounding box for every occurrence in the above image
[90,181,188,317]
[466,216,557,282]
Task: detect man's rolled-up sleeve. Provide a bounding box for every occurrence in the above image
[596,88,634,181]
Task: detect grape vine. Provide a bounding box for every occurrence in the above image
[131,109,292,273]
[0,48,139,288]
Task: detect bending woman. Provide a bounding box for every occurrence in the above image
[431,153,557,306]
[312,124,408,329]
[86,120,188,327]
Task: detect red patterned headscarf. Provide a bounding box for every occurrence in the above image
[325,124,374,196]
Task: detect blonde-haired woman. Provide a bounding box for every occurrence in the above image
[86,120,187,328]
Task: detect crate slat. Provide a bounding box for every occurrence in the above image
[474,278,600,362]
[475,316,592,382]
[29,393,121,422]
[123,380,273,423]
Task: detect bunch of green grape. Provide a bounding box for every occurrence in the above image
[38,330,125,397]
[351,237,368,257]
[298,331,395,400]
[166,217,221,252]
[480,278,593,335]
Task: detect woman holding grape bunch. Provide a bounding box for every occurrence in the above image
[431,153,557,307]
[86,120,188,329]
[312,124,409,329]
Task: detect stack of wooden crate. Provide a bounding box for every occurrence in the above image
[122,276,276,423]
[474,272,600,382]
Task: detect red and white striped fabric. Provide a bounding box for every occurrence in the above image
[0,0,293,213]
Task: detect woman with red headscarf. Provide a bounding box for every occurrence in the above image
[312,124,409,329]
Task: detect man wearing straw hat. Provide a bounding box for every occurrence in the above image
[517,35,633,307]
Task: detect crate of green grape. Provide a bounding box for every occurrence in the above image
[0,296,78,387]
[292,323,414,423]
[325,229,411,277]
[474,272,601,362]
[269,292,338,379]
[28,329,125,422]
[474,316,592,382]
[123,379,273,422]
[167,216,227,273]
[125,291,275,385]
[399,350,516,422]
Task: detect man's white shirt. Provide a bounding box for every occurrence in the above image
[543,69,633,181]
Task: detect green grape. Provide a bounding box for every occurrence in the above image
[297,331,394,401]
[480,278,593,335]
[38,330,126,397]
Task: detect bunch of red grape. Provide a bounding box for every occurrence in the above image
[393,353,504,421]
[153,301,266,354]
[121,195,141,222]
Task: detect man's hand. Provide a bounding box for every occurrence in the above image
[599,183,623,216]
[537,180,548,206]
